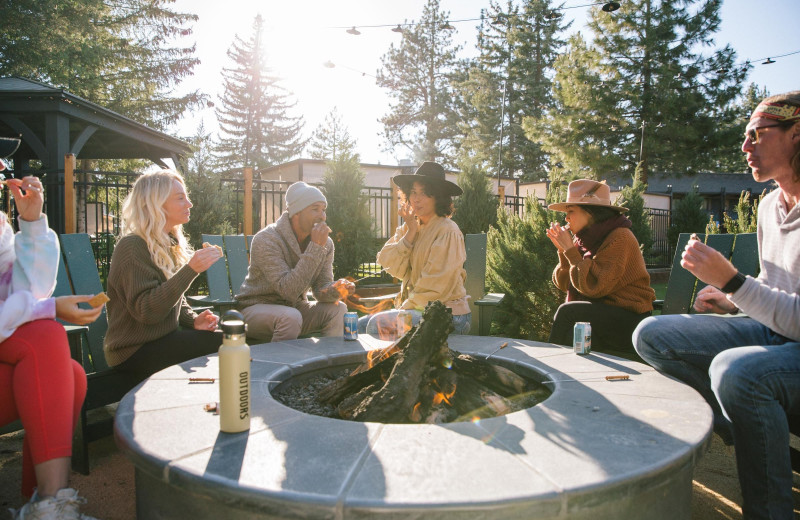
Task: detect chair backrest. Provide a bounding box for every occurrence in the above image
[730,233,760,277]
[201,234,232,301]
[662,232,758,315]
[464,233,488,333]
[53,249,72,297]
[224,235,249,296]
[59,233,110,372]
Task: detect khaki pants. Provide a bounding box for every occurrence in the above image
[240,300,347,342]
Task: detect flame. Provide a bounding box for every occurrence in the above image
[410,402,422,422]
[432,378,456,406]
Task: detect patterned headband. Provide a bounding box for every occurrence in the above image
[752,102,800,122]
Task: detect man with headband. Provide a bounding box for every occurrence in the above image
[634,92,800,519]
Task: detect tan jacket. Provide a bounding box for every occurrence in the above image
[377,215,469,315]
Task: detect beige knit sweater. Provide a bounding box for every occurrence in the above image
[377,215,469,315]
[104,234,199,366]
[552,227,655,314]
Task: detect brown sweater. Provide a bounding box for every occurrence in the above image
[104,234,199,366]
[552,227,654,314]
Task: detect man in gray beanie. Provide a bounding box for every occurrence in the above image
[235,181,354,341]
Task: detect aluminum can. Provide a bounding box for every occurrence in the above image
[344,312,359,341]
[573,322,592,355]
[396,310,413,337]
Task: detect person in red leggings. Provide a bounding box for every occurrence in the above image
[0,137,104,520]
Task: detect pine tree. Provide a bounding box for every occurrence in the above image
[215,14,306,171]
[457,0,570,181]
[486,189,563,340]
[529,0,748,182]
[377,0,463,165]
[307,108,358,161]
[322,155,376,280]
[0,0,202,129]
[452,160,498,234]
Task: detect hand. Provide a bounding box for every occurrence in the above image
[55,295,104,325]
[680,238,738,289]
[545,222,573,252]
[310,221,331,246]
[193,309,219,331]
[6,177,44,222]
[332,278,356,298]
[399,203,418,242]
[187,247,222,273]
[693,285,737,314]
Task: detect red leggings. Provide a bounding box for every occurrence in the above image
[0,320,86,497]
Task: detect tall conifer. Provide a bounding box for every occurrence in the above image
[215,14,306,171]
[527,0,748,182]
[377,0,463,165]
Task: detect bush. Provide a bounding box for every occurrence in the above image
[322,154,377,279]
[667,187,707,252]
[486,188,564,341]
[616,164,653,255]
[452,160,498,234]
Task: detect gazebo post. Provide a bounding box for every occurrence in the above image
[64,153,76,234]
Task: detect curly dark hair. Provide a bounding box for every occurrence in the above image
[399,180,454,217]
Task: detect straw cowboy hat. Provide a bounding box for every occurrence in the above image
[391,161,463,197]
[548,179,628,213]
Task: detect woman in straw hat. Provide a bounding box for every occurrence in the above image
[0,138,105,519]
[359,162,471,338]
[546,179,654,352]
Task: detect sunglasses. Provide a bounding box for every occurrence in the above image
[745,124,783,144]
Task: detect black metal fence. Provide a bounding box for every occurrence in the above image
[4,169,675,288]
[500,194,673,268]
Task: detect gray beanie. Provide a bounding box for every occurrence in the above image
[286,181,326,217]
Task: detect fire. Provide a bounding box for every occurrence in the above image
[432,378,456,406]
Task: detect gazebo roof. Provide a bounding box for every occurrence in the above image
[0,76,190,169]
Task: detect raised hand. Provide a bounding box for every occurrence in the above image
[187,247,222,273]
[6,176,44,222]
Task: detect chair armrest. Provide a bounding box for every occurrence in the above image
[652,299,664,311]
[475,293,505,307]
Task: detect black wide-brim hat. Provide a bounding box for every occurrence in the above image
[0,138,20,159]
[391,161,463,197]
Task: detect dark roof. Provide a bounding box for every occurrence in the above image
[610,172,776,196]
[0,77,190,168]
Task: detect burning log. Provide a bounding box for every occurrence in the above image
[318,301,549,424]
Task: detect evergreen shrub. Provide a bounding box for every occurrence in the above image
[452,160,498,234]
[486,189,563,341]
[322,155,377,280]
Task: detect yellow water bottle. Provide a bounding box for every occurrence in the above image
[219,310,250,433]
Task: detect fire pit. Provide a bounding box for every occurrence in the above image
[115,334,712,520]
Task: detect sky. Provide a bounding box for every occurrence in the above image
[170,0,800,166]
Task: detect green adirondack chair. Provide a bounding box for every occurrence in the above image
[58,233,138,474]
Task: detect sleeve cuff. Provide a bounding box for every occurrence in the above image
[31,297,56,321]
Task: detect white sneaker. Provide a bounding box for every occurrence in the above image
[9,488,100,520]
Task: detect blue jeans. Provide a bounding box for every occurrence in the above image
[633,314,800,520]
[357,309,471,339]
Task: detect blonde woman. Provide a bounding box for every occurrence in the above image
[105,169,222,381]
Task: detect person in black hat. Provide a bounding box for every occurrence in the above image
[0,137,105,519]
[359,161,471,338]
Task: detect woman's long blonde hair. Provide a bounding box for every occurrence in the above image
[120,169,193,278]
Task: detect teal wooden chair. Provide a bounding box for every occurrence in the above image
[187,234,237,311]
[224,234,250,298]
[58,233,138,474]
